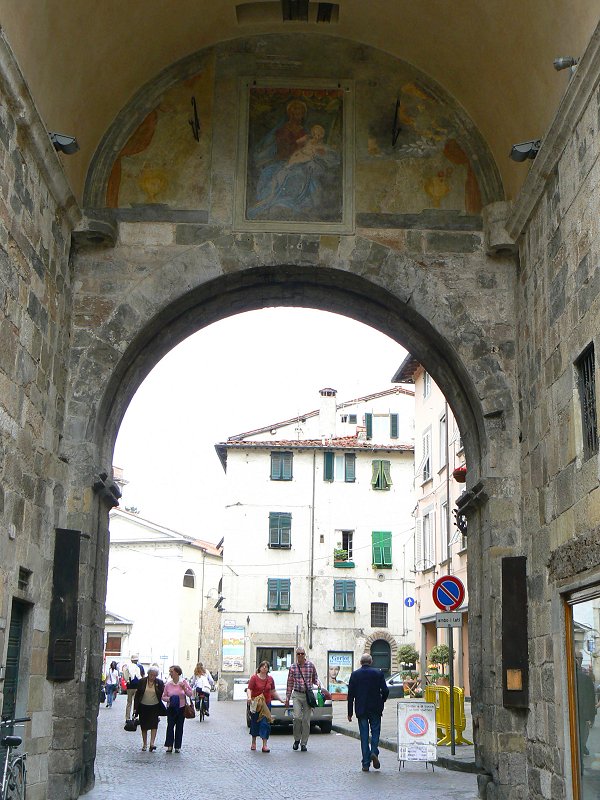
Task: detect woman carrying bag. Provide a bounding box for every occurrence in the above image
[161,665,193,753]
[133,665,166,752]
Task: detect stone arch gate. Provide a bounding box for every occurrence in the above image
[63,228,520,791]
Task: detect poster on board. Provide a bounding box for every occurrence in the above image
[397,701,437,762]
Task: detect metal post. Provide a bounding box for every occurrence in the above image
[448,625,456,754]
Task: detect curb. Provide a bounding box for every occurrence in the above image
[331,724,483,774]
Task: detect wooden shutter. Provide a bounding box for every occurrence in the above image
[346,580,356,610]
[334,580,345,610]
[381,531,392,565]
[365,413,373,439]
[282,451,293,480]
[415,518,423,570]
[270,453,280,480]
[372,531,383,565]
[280,513,291,547]
[382,460,392,488]
[390,414,399,438]
[268,579,279,608]
[269,512,279,546]
[323,451,334,481]
[344,453,356,482]
[371,460,381,488]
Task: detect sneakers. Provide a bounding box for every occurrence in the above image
[362,766,369,772]
[301,744,307,752]
[371,753,380,769]
[293,741,300,750]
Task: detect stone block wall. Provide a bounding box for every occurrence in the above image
[515,41,600,800]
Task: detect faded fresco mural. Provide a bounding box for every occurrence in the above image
[356,80,482,217]
[106,57,214,210]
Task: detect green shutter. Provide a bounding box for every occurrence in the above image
[280,514,291,547]
[381,531,392,565]
[365,413,373,440]
[382,460,392,488]
[282,451,293,480]
[371,460,381,488]
[344,453,356,482]
[270,453,279,480]
[334,580,345,611]
[372,531,383,565]
[324,451,334,481]
[269,512,278,546]
[279,579,290,610]
[390,414,399,438]
[268,578,279,608]
[346,580,356,610]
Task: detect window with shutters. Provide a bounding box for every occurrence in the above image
[371,602,388,627]
[423,371,431,398]
[105,634,122,657]
[269,512,292,548]
[439,413,447,468]
[390,413,399,439]
[372,531,392,567]
[371,459,392,490]
[423,509,435,566]
[271,451,293,480]
[422,430,432,482]
[324,451,356,482]
[365,413,373,440]
[334,579,356,611]
[576,344,599,460]
[267,578,291,610]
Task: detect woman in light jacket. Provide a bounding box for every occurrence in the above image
[190,662,214,716]
[161,665,193,753]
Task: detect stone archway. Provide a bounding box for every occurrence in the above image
[364,630,398,675]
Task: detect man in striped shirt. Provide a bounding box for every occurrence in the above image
[285,647,320,751]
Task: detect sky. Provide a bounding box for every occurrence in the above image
[113,307,408,542]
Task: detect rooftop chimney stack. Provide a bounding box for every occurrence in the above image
[319,388,337,440]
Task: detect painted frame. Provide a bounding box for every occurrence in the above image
[234,78,354,234]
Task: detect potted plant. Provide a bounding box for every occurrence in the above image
[397,644,419,671]
[333,547,348,562]
[427,644,454,683]
[453,465,467,483]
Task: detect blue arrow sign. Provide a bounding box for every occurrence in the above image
[404,597,415,607]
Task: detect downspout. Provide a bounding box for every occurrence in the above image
[445,401,451,576]
[199,549,206,660]
[309,450,316,649]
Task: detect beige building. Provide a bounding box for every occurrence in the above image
[394,357,469,694]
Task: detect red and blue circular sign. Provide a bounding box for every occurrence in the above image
[432,575,465,611]
[405,713,429,737]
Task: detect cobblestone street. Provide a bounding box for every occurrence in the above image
[86,698,479,800]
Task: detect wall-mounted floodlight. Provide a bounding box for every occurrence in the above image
[509,140,541,162]
[49,132,79,155]
[553,56,578,71]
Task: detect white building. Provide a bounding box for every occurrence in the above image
[104,508,223,679]
[215,387,416,697]
[393,356,469,693]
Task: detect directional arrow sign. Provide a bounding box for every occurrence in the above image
[432,575,465,611]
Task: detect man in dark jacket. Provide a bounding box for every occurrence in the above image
[347,653,390,771]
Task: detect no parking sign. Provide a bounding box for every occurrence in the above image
[397,701,437,762]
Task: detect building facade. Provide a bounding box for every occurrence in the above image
[216,388,416,697]
[105,509,223,679]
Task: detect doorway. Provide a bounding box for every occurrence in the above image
[370,640,391,675]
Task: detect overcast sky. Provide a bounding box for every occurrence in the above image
[113,307,408,542]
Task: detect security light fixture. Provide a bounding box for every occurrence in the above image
[49,132,79,155]
[509,140,541,162]
[553,56,578,71]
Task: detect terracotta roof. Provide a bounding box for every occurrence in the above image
[391,354,421,384]
[223,436,413,451]
[226,385,414,442]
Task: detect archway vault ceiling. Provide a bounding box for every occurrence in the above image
[2,1,597,203]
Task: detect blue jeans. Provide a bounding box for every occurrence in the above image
[105,685,116,707]
[357,715,381,768]
[165,706,185,749]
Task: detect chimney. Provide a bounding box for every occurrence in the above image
[319,388,337,440]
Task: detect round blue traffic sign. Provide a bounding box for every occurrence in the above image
[405,713,429,737]
[432,575,465,611]
[404,597,415,607]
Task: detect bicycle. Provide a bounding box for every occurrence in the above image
[1,716,30,800]
[195,690,208,722]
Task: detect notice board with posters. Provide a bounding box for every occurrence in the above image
[397,701,437,762]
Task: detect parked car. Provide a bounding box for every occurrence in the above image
[385,672,406,698]
[245,669,333,733]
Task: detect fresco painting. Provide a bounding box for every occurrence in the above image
[357,81,482,216]
[107,60,214,209]
[244,86,345,224]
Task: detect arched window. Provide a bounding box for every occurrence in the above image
[183,569,195,589]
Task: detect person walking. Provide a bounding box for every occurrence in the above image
[134,665,166,752]
[123,654,145,721]
[347,653,389,772]
[247,661,281,753]
[161,665,193,753]
[285,647,320,752]
[190,662,214,717]
[104,661,120,708]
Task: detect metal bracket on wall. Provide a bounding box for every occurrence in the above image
[93,473,121,508]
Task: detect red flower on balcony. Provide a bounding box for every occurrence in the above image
[452,466,467,483]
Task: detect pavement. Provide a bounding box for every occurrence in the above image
[85,695,480,800]
[332,696,478,773]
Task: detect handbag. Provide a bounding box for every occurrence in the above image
[124,717,139,732]
[184,697,195,719]
[298,665,318,709]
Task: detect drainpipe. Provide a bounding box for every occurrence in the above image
[445,401,451,577]
[199,549,206,661]
[309,450,316,649]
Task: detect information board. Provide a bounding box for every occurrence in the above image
[397,701,437,762]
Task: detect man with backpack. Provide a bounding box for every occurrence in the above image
[123,655,145,721]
